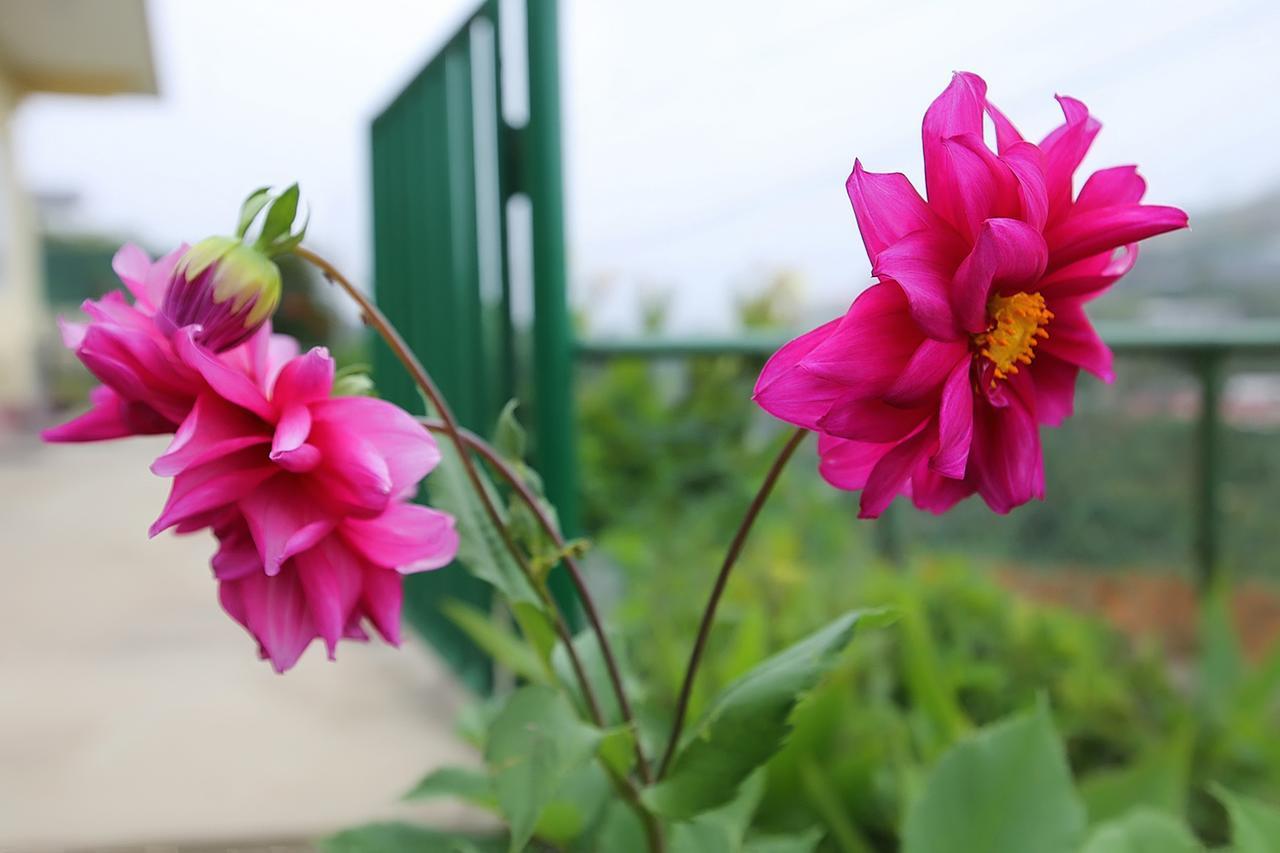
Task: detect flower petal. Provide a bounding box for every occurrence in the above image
[1001,141,1049,231]
[951,219,1049,333]
[152,393,269,476]
[872,231,966,340]
[150,448,275,536]
[1040,298,1114,381]
[1038,244,1138,301]
[293,537,364,658]
[859,425,934,518]
[271,347,335,411]
[224,567,316,673]
[1029,353,1079,427]
[1074,165,1147,212]
[970,392,1044,514]
[932,359,974,478]
[923,72,987,234]
[816,433,896,493]
[846,160,938,264]
[174,327,273,420]
[1045,204,1187,271]
[1040,95,1100,220]
[884,338,969,406]
[310,397,440,500]
[818,395,933,442]
[360,566,403,646]
[801,283,929,395]
[341,503,459,572]
[240,476,338,576]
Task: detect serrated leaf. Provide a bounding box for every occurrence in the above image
[484,685,603,853]
[669,772,766,853]
[1081,809,1202,853]
[1212,784,1280,853]
[403,765,494,805]
[257,182,300,248]
[236,186,272,238]
[319,822,503,853]
[443,599,549,685]
[645,610,877,820]
[902,703,1086,853]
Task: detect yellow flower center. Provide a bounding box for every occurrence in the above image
[973,291,1053,383]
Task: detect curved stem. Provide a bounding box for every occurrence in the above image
[656,427,809,779]
[418,416,652,783]
[296,247,604,726]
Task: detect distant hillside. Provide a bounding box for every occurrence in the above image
[1096,189,1280,321]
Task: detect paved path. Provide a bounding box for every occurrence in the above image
[0,435,484,851]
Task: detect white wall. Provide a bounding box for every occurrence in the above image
[0,68,44,414]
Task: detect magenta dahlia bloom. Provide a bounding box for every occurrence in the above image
[151,339,453,567]
[43,244,198,441]
[755,72,1188,516]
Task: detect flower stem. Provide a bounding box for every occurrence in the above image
[418,416,653,783]
[296,247,604,726]
[656,427,809,779]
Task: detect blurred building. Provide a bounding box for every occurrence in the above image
[0,0,155,419]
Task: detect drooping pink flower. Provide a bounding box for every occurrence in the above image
[212,502,457,672]
[755,72,1188,516]
[42,244,198,441]
[150,339,449,577]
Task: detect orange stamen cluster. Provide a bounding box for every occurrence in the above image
[973,291,1053,386]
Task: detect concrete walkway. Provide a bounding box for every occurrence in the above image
[0,435,484,851]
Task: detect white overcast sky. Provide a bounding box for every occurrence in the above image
[14,0,1280,332]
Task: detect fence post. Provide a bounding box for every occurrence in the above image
[525,0,581,618]
[1194,350,1224,591]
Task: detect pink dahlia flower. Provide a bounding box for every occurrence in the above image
[755,72,1188,516]
[150,339,452,574]
[212,503,457,672]
[43,244,198,441]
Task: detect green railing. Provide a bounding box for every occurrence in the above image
[576,322,1280,590]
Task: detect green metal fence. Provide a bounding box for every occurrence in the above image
[370,0,578,690]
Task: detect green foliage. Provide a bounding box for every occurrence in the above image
[647,611,878,820]
[484,686,603,852]
[1213,785,1280,853]
[902,704,1086,853]
[1081,810,1203,853]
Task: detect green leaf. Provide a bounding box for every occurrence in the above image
[512,602,558,666]
[256,182,300,248]
[423,406,542,608]
[1212,784,1280,853]
[901,703,1086,853]
[319,822,503,853]
[743,829,825,853]
[403,765,493,806]
[552,627,632,725]
[669,772,767,853]
[235,186,272,238]
[484,685,603,853]
[1081,810,1202,853]
[443,599,549,685]
[493,399,527,463]
[645,609,880,820]
[1080,728,1192,825]
[598,725,638,777]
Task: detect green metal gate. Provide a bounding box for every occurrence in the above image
[370,0,578,691]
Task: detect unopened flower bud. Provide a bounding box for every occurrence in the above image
[159,236,282,352]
